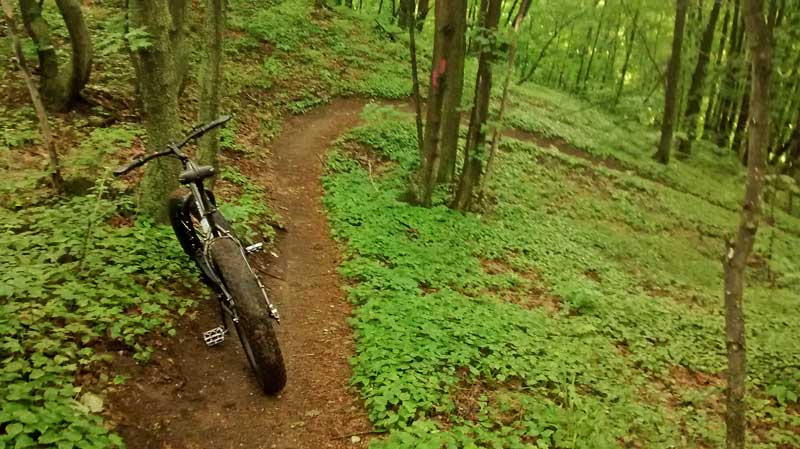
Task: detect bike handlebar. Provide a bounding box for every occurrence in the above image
[112,115,232,177]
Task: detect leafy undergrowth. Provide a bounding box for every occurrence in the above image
[503,83,800,234]
[323,105,800,448]
[0,0,409,446]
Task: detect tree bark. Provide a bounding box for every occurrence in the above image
[580,0,606,91]
[654,0,689,165]
[703,0,731,138]
[477,0,531,203]
[613,8,638,108]
[724,2,772,449]
[18,0,92,111]
[452,0,502,211]
[677,0,722,157]
[198,0,225,187]
[2,0,64,193]
[435,0,467,183]
[418,0,467,205]
[717,4,745,147]
[129,0,182,222]
[169,0,188,94]
[404,0,424,151]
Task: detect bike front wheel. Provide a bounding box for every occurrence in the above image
[208,237,287,394]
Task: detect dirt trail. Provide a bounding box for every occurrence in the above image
[108,99,372,449]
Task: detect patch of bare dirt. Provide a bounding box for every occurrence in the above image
[479,258,561,314]
[106,99,374,449]
[503,128,626,172]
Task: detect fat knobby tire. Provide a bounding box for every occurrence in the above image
[209,237,287,394]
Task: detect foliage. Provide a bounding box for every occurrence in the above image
[0,189,195,448]
[323,102,800,448]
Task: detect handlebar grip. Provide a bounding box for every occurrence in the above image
[112,158,145,177]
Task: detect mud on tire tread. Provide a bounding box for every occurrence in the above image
[209,237,287,394]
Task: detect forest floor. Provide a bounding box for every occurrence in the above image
[106,99,376,449]
[2,0,799,448]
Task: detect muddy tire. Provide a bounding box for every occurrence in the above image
[208,237,287,394]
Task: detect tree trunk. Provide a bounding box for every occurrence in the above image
[732,79,751,163]
[418,0,467,205]
[435,0,467,182]
[169,0,188,94]
[453,0,502,211]
[613,9,638,108]
[581,0,606,91]
[129,0,182,222]
[478,0,531,202]
[654,0,689,165]
[724,2,772,449]
[2,0,64,192]
[704,0,731,138]
[677,0,722,157]
[198,0,225,187]
[404,0,424,151]
[717,5,745,147]
[18,0,91,111]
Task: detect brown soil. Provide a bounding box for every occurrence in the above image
[106,99,374,449]
[503,128,627,172]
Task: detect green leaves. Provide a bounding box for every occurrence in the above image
[0,193,198,448]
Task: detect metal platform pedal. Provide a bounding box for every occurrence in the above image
[203,326,226,346]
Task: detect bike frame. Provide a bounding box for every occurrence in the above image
[113,115,281,326]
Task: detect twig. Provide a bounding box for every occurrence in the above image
[333,429,388,440]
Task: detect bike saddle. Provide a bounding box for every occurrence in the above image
[179,165,216,185]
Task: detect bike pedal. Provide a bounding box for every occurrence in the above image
[203,327,226,346]
[245,242,264,254]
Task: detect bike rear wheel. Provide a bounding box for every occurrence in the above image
[208,237,286,394]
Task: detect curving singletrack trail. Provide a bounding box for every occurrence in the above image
[108,99,373,449]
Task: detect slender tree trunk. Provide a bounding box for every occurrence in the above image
[677,0,722,157]
[198,0,224,187]
[654,0,689,165]
[129,0,182,222]
[453,0,502,211]
[704,0,731,137]
[724,2,772,449]
[613,9,638,108]
[732,78,751,163]
[574,26,592,92]
[478,0,531,202]
[2,0,64,192]
[418,0,467,205]
[717,5,745,146]
[581,0,606,91]
[404,0,424,151]
[604,11,621,83]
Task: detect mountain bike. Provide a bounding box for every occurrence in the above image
[113,116,286,394]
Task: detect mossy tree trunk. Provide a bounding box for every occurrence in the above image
[723,1,772,448]
[18,0,92,111]
[452,0,502,211]
[653,0,689,165]
[129,0,182,222]
[198,0,225,187]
